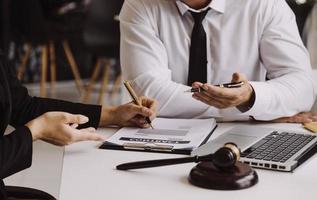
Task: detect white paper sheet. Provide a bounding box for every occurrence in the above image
[106,118,217,151]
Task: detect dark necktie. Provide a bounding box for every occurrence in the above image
[187,9,210,86]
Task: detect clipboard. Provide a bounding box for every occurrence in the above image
[99,118,217,155]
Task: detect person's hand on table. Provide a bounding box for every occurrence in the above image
[192,73,255,112]
[26,112,105,145]
[99,96,157,128]
[270,112,317,123]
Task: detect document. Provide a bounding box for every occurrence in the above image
[100,118,217,154]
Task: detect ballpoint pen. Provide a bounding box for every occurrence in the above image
[123,80,154,129]
[184,81,245,93]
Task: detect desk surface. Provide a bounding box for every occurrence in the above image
[58,123,317,200]
[4,141,64,198]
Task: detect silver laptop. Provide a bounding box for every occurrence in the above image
[192,126,317,172]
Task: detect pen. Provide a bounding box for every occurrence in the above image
[184,81,244,93]
[123,80,154,129]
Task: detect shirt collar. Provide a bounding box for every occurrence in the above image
[176,0,226,16]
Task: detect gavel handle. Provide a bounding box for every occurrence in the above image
[116,156,198,170]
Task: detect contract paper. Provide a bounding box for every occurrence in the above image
[106,118,217,151]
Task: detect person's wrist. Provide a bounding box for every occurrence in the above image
[99,106,117,127]
[26,120,42,141]
[236,84,255,113]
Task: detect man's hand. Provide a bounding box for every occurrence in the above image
[26,112,106,145]
[100,96,157,127]
[270,112,317,123]
[192,73,254,111]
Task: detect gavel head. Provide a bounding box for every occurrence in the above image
[212,143,241,169]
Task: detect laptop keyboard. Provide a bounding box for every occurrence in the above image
[241,131,316,163]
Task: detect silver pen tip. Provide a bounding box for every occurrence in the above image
[184,88,201,93]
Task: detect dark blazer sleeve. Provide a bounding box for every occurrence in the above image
[0,126,32,179]
[4,61,102,129]
[0,55,102,180]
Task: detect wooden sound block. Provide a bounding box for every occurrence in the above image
[188,161,258,190]
[303,122,317,133]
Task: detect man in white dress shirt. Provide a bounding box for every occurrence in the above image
[120,0,317,121]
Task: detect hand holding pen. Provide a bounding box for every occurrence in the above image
[124,81,155,129]
[188,73,255,111]
[185,81,245,93]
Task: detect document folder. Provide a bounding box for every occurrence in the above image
[99,118,217,155]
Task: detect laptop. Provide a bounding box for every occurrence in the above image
[191,126,317,172]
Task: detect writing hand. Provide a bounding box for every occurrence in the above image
[99,96,157,128]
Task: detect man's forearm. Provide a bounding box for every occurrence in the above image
[245,74,316,121]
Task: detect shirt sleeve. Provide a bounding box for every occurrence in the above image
[120,0,219,118]
[0,126,32,179]
[245,0,317,120]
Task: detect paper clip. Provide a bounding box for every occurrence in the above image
[123,143,174,152]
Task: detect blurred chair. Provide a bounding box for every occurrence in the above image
[82,0,124,105]
[10,0,85,97]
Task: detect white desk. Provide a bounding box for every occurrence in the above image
[4,141,64,198]
[59,123,317,200]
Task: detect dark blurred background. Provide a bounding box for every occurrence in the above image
[0,0,316,101]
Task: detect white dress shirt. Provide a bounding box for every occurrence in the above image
[120,0,316,121]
